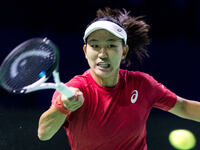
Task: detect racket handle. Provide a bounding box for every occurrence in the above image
[56,82,75,98]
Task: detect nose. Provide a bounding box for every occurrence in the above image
[98,48,108,59]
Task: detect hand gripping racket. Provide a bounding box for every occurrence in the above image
[0,37,75,98]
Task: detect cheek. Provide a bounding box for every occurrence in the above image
[86,51,98,64]
[110,51,123,65]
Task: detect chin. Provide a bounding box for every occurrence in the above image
[95,68,116,79]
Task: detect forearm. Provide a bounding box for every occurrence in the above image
[183,99,200,122]
[38,87,84,141]
[169,97,200,122]
[38,106,67,141]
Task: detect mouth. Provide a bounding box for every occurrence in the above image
[97,62,110,69]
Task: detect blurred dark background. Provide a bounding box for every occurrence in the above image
[0,0,199,149]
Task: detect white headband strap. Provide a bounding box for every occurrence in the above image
[83,20,127,44]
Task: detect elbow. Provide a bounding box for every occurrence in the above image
[38,130,52,141]
[38,134,51,141]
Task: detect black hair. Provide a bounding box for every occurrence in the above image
[85,7,150,67]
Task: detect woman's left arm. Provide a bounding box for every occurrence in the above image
[168,96,200,122]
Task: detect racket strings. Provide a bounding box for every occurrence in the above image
[0,40,58,92]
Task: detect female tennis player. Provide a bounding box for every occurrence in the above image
[38,8,200,150]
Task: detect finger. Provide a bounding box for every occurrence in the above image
[75,91,83,97]
[64,99,83,111]
[68,87,80,93]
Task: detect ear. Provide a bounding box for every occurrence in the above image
[83,44,88,59]
[122,45,129,60]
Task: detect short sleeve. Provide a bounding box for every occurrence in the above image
[140,73,177,111]
[152,83,177,111]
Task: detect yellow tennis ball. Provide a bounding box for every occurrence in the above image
[169,129,196,150]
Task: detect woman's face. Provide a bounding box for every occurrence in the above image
[83,29,128,80]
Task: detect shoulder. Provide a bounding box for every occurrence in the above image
[119,69,154,82]
[119,69,159,89]
[71,70,89,81]
[66,70,90,90]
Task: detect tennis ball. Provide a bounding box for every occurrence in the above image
[169,129,196,150]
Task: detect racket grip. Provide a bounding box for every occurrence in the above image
[56,82,75,98]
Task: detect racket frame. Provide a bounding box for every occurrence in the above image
[23,70,74,98]
[0,38,75,98]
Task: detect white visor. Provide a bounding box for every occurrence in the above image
[83,20,127,45]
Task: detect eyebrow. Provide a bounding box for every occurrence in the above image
[88,39,98,42]
[106,39,118,42]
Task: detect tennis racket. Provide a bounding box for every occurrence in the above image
[0,37,75,98]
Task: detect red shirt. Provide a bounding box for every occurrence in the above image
[52,69,177,150]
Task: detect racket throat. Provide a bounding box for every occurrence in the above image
[53,71,61,84]
[53,71,75,98]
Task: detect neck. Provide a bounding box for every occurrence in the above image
[90,69,119,88]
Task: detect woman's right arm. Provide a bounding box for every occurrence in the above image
[38,87,84,141]
[38,106,67,141]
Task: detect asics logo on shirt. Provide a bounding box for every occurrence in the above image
[131,90,138,103]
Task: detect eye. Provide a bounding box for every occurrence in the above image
[91,44,99,48]
[107,44,116,48]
